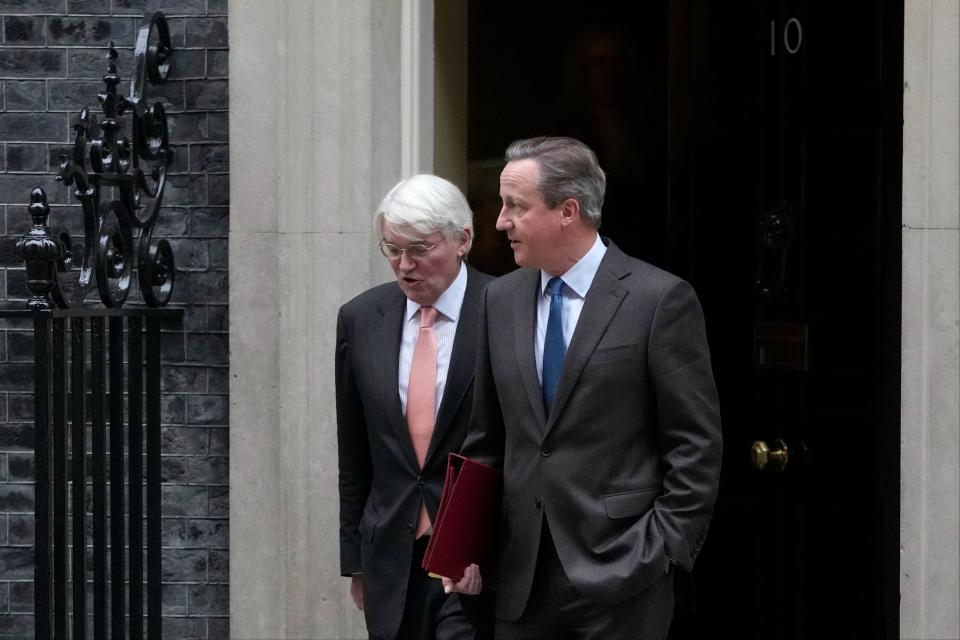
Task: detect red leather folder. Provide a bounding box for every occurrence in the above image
[422,453,502,581]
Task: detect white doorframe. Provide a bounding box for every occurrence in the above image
[401,0,434,176]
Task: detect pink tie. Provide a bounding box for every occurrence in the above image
[407,306,438,538]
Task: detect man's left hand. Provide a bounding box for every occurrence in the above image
[441,563,483,595]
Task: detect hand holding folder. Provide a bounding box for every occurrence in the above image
[422,453,502,582]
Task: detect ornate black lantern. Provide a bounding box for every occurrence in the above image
[16,12,176,309]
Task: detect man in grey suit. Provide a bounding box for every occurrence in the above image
[445,137,722,639]
[338,175,493,639]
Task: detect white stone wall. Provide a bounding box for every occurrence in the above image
[229,0,400,637]
[901,1,960,638]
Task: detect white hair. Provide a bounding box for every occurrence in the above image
[374,174,474,253]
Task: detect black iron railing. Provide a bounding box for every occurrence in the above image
[7,11,182,640]
[3,308,179,639]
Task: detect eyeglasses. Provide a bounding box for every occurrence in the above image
[378,240,438,261]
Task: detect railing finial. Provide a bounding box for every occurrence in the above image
[15,188,61,310]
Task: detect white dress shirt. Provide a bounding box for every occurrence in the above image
[535,234,607,384]
[398,261,468,417]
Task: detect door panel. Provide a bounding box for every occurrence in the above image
[802,1,884,86]
[669,1,900,637]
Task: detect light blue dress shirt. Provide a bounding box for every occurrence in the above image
[535,234,607,384]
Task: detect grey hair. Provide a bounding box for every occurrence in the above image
[374,174,474,252]
[505,136,606,228]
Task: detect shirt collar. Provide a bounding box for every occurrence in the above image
[405,261,468,323]
[540,234,606,298]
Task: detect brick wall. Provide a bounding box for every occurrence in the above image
[0,1,228,637]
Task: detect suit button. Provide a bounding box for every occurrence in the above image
[417,478,425,487]
[534,498,542,509]
[406,522,414,533]
[541,448,552,457]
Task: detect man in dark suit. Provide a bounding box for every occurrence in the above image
[337,174,493,640]
[446,137,722,639]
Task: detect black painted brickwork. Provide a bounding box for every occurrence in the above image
[0,1,228,638]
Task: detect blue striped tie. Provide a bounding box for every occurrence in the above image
[542,277,566,414]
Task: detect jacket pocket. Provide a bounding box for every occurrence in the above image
[603,486,659,519]
[358,507,379,542]
[587,344,639,366]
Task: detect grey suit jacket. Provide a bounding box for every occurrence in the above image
[337,265,493,638]
[462,241,722,621]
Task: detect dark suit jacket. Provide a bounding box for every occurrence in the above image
[337,265,493,638]
[462,241,722,621]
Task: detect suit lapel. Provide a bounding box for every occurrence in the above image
[425,267,482,465]
[373,289,420,470]
[544,244,630,435]
[513,269,548,426]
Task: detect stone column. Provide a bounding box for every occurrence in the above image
[901,2,960,638]
[229,1,402,637]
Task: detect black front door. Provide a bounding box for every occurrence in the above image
[663,1,901,638]
[467,2,901,637]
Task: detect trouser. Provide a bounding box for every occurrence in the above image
[371,535,477,640]
[496,520,675,640]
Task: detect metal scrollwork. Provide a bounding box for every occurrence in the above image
[22,12,176,309]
